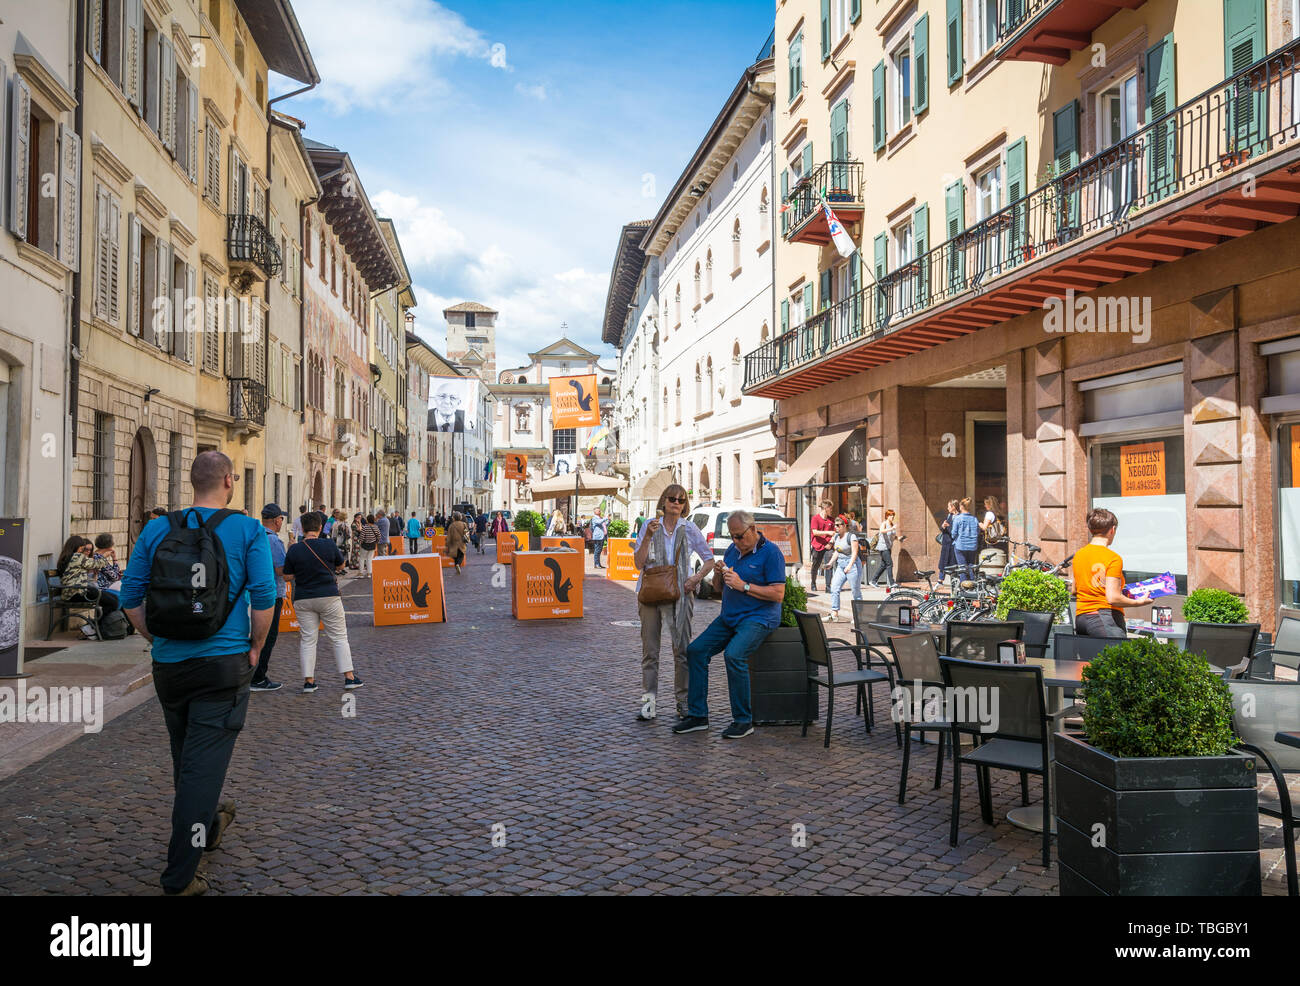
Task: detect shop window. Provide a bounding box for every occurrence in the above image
[1088,434,1187,591]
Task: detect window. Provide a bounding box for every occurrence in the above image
[705,251,713,297]
[732,218,742,269]
[465,312,476,328]
[892,219,914,309]
[1097,73,1139,217]
[92,412,114,519]
[759,185,768,214]
[974,160,1002,268]
[87,0,125,88]
[693,262,701,306]
[204,117,221,205]
[552,427,576,454]
[694,362,701,412]
[675,378,682,424]
[244,468,256,516]
[209,0,220,32]
[706,358,714,413]
[168,431,183,509]
[788,32,803,102]
[731,341,741,397]
[973,0,998,59]
[662,388,668,428]
[674,283,681,326]
[891,40,912,130]
[233,33,244,75]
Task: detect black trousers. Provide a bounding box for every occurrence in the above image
[251,598,283,684]
[809,548,830,588]
[151,651,253,893]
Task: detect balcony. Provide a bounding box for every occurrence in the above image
[783,160,864,245]
[385,432,409,461]
[335,418,362,456]
[226,213,282,291]
[996,0,1147,66]
[229,377,266,428]
[745,39,1300,398]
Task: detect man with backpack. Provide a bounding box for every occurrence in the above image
[120,451,276,896]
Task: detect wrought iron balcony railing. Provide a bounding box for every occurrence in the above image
[227,213,283,280]
[384,432,408,459]
[229,377,266,426]
[783,160,864,238]
[745,37,1300,392]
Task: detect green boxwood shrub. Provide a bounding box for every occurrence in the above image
[994,568,1071,622]
[608,519,630,539]
[1079,636,1237,758]
[781,576,807,627]
[1182,587,1249,624]
[512,509,546,540]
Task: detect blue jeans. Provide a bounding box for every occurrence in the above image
[955,548,978,580]
[686,615,772,725]
[829,561,862,613]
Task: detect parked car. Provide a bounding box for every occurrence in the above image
[687,505,791,598]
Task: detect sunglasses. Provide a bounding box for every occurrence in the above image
[666,496,686,504]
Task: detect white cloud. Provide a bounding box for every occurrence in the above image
[371,190,470,269]
[289,0,509,113]
[515,82,548,101]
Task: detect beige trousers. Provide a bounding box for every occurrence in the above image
[294,595,354,680]
[639,601,688,713]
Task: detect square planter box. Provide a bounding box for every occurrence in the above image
[751,626,820,726]
[1054,732,1261,896]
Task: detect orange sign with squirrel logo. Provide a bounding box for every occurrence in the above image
[541,536,584,553]
[512,551,583,619]
[606,537,637,581]
[426,533,454,567]
[496,530,528,563]
[371,555,445,626]
[548,374,601,429]
[388,535,405,555]
[504,452,528,481]
[277,584,300,633]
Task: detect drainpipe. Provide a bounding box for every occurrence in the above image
[70,0,85,461]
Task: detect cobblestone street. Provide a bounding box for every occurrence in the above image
[0,551,1290,895]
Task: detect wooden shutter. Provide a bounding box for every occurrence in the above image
[1143,36,1176,201]
[830,99,848,162]
[780,168,789,235]
[801,283,813,324]
[780,298,789,334]
[821,0,831,60]
[1006,136,1027,262]
[873,231,888,280]
[1225,1,1264,151]
[944,180,965,288]
[205,118,220,203]
[203,274,220,371]
[851,0,860,24]
[1053,100,1081,226]
[239,296,251,377]
[145,30,160,134]
[946,0,963,86]
[107,196,121,323]
[819,268,832,310]
[127,214,141,334]
[160,35,176,152]
[8,75,30,240]
[913,14,929,114]
[224,288,235,374]
[186,80,199,182]
[872,60,885,151]
[87,0,104,63]
[124,0,142,109]
[801,142,813,180]
[913,203,929,305]
[254,304,266,383]
[58,125,81,271]
[93,189,108,318]
[229,145,241,214]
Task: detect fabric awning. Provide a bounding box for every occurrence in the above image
[528,471,629,500]
[630,467,675,502]
[773,422,859,488]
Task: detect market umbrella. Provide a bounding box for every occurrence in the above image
[527,470,629,500]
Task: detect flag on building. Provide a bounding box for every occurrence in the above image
[820,194,856,259]
[584,426,611,454]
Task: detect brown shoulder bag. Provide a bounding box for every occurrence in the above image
[637,524,680,606]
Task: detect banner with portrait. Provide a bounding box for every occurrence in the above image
[429,376,479,434]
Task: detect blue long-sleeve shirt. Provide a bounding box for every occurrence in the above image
[121,508,276,663]
[950,512,979,551]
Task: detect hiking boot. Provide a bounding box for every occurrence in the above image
[204,802,236,852]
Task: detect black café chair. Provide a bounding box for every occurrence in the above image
[1053,630,1121,662]
[1185,622,1261,679]
[1228,679,1299,896]
[945,620,1024,662]
[1249,610,1300,680]
[44,569,103,640]
[795,610,892,749]
[889,632,957,803]
[1006,609,1054,660]
[850,598,907,743]
[941,657,1062,867]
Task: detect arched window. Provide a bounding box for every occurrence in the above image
[759,186,769,215]
[601,376,611,385]
[693,262,701,306]
[705,251,713,297]
[694,362,701,413]
[706,357,714,412]
[674,378,681,424]
[517,375,526,384]
[760,122,768,143]
[732,218,741,270]
[732,162,739,182]
[674,284,681,326]
[731,341,741,397]
[662,387,668,428]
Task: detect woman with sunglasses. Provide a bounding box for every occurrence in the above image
[631,483,712,722]
[823,515,863,622]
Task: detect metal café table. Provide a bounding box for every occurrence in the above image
[1046,621,1189,657]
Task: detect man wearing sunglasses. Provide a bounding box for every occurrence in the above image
[673,510,786,739]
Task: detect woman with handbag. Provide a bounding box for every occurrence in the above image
[936,499,958,578]
[631,483,712,722]
[867,509,904,590]
[823,515,863,622]
[283,511,362,693]
[446,511,470,574]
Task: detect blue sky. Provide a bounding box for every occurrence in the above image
[273,0,774,373]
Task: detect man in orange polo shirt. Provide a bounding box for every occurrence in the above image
[1072,507,1151,638]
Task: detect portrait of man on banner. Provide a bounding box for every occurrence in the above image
[549,374,601,429]
[430,377,478,433]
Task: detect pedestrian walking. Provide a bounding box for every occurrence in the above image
[824,515,863,621]
[868,509,903,590]
[291,505,307,543]
[120,450,276,896]
[632,484,712,721]
[250,504,288,692]
[808,500,834,594]
[357,514,380,575]
[590,508,608,569]
[348,513,363,570]
[406,511,422,554]
[673,510,786,740]
[376,509,391,556]
[937,499,958,579]
[474,510,488,553]
[950,498,980,580]
[1072,507,1150,638]
[283,512,362,693]
[446,511,469,574]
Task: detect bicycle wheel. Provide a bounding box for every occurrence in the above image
[884,588,925,606]
[916,596,949,624]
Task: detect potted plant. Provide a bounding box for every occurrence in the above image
[750,577,818,725]
[994,568,1071,623]
[607,519,630,540]
[1182,587,1250,624]
[1055,637,1260,895]
[512,509,546,551]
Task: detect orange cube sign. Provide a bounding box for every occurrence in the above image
[512,551,583,619]
[371,555,445,626]
[541,536,584,553]
[388,535,406,555]
[549,374,601,429]
[496,530,528,563]
[606,537,638,581]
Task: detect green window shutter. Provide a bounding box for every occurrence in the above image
[849,251,860,293]
[821,0,831,60]
[819,268,832,309]
[830,99,848,166]
[1143,36,1176,201]
[1224,0,1264,153]
[780,168,789,235]
[848,250,862,334]
[944,180,965,289]
[873,231,888,280]
[1005,136,1027,263]
[795,33,803,95]
[913,203,929,306]
[780,298,790,333]
[872,60,886,151]
[802,142,814,207]
[1003,0,1025,33]
[851,0,861,24]
[913,14,929,114]
[946,0,963,86]
[1053,101,1081,230]
[802,282,814,320]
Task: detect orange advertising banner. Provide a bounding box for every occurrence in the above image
[1119,440,1166,497]
[605,537,638,582]
[496,530,528,564]
[754,520,801,566]
[371,555,445,626]
[504,452,528,481]
[388,535,405,555]
[548,374,601,429]
[512,551,583,619]
[277,584,299,633]
[541,536,584,553]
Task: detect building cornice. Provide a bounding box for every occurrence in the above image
[89,134,134,185]
[133,179,168,223]
[13,37,77,113]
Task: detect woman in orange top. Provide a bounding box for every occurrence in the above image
[1071,508,1150,638]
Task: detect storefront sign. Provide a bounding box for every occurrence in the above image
[606,537,638,581]
[0,519,25,676]
[754,520,802,566]
[371,555,445,626]
[1119,440,1166,496]
[496,530,528,564]
[505,452,528,481]
[512,551,583,619]
[837,429,866,479]
[549,374,601,429]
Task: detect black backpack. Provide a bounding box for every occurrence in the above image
[99,609,130,640]
[145,508,239,640]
